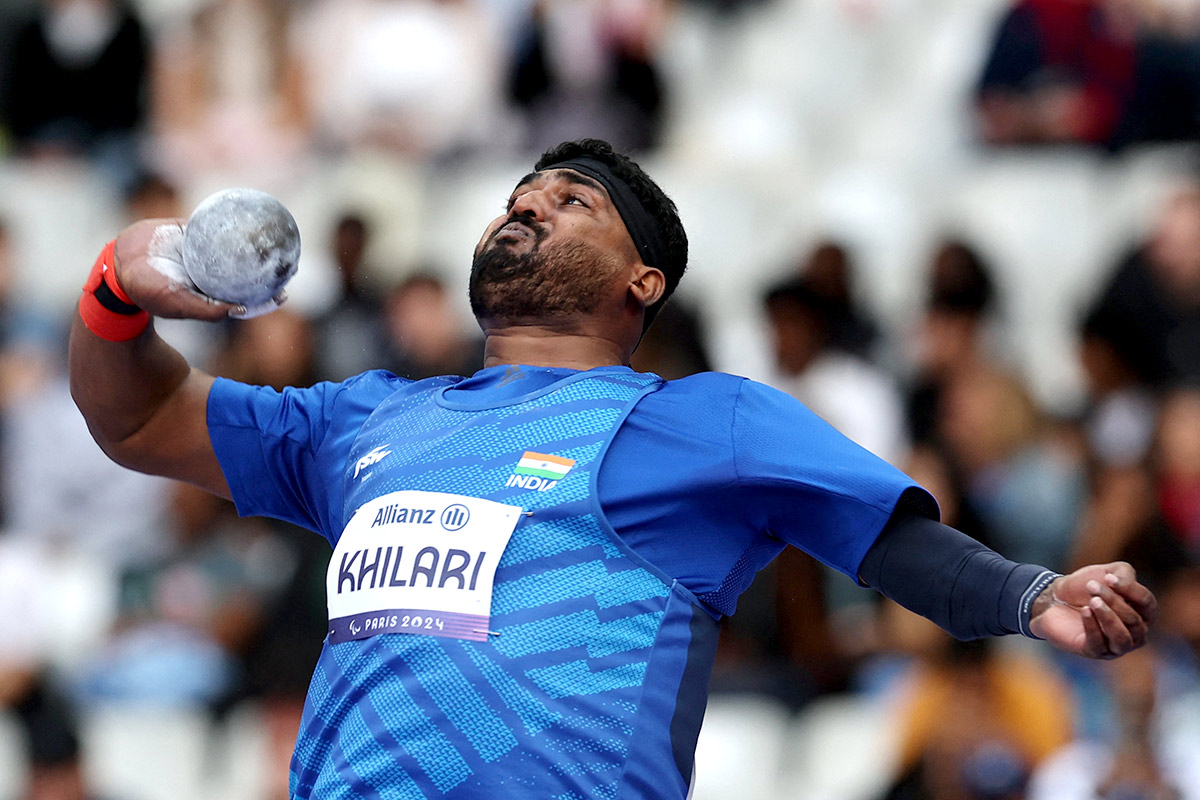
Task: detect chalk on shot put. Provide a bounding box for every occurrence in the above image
[182,188,301,307]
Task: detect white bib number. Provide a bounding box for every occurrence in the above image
[327,490,521,643]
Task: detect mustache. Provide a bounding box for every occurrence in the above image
[486,213,547,247]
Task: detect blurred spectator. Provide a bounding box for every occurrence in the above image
[122,172,181,222]
[212,307,316,391]
[150,0,309,182]
[1154,387,1200,558]
[1068,184,1200,571]
[975,0,1140,147]
[906,239,1001,447]
[12,686,96,800]
[879,634,1073,800]
[793,240,880,360]
[0,0,149,187]
[1028,646,1200,800]
[630,297,712,379]
[1066,302,1161,574]
[1077,304,1159,470]
[383,273,483,380]
[508,0,670,153]
[680,0,767,13]
[293,0,506,158]
[1111,0,1200,148]
[1086,180,1200,387]
[1068,383,1200,579]
[0,331,171,569]
[0,539,114,800]
[0,3,37,116]
[1068,447,1159,580]
[938,364,1086,570]
[77,482,291,710]
[764,275,907,465]
[0,221,64,413]
[1156,562,1200,697]
[311,213,388,382]
[978,0,1200,149]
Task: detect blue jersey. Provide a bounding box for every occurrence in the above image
[208,365,930,799]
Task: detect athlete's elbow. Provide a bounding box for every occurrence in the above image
[78,414,149,473]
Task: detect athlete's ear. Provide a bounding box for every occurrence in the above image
[629,265,665,311]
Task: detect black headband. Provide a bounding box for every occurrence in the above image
[540,156,667,275]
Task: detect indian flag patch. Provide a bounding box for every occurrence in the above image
[513,451,576,480]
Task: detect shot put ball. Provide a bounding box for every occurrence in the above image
[182,188,301,306]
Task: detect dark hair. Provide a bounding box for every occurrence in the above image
[335,213,369,236]
[763,276,838,323]
[124,171,179,206]
[1079,303,1157,385]
[928,239,995,315]
[535,139,688,331]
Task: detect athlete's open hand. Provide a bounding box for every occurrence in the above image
[112,219,245,321]
[1029,561,1156,659]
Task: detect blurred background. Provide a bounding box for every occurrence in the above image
[0,0,1199,798]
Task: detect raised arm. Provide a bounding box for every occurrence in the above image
[68,219,240,497]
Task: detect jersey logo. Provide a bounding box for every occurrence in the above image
[353,444,393,480]
[497,365,526,386]
[504,451,575,492]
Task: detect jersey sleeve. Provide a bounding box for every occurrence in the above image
[207,371,403,541]
[732,379,938,579]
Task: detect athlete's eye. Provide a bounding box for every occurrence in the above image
[564,195,588,207]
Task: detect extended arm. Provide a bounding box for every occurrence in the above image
[68,219,239,496]
[859,502,1156,659]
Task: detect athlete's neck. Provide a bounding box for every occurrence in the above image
[481,324,630,370]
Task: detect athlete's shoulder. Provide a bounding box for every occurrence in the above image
[664,372,822,412]
[334,368,414,396]
[642,371,861,455]
[642,371,745,403]
[322,369,462,408]
[210,369,449,437]
[648,371,797,414]
[628,371,748,443]
[655,370,749,392]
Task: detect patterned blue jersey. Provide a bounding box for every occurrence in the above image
[208,365,930,799]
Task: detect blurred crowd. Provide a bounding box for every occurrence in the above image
[0,1,1199,800]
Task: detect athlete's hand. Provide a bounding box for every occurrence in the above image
[111,218,274,321]
[1029,561,1156,659]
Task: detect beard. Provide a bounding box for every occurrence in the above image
[469,221,620,322]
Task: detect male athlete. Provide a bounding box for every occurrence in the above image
[70,139,1155,799]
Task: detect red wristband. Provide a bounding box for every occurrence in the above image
[79,240,150,342]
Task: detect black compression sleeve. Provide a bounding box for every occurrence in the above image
[858,502,1059,640]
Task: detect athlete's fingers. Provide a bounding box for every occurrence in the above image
[229,290,288,319]
[1104,567,1158,625]
[1087,595,1134,657]
[147,280,238,321]
[1079,605,1113,660]
[1085,580,1148,648]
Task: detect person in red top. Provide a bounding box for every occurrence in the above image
[976,0,1140,146]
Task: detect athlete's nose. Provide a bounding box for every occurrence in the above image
[509,189,551,221]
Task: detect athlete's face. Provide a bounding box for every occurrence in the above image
[469,170,642,323]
